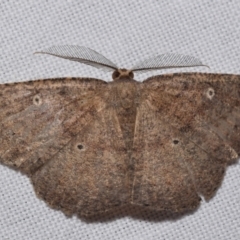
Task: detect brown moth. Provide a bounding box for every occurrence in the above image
[0,45,239,217]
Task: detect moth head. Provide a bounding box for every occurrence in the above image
[112,69,134,81]
[35,45,208,82]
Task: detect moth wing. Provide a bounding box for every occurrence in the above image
[132,73,240,212]
[0,79,130,216]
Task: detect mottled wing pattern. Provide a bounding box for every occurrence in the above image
[132,73,240,212]
[0,78,130,216]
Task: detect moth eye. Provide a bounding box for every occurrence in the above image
[112,70,120,80]
[129,71,134,79]
[33,95,42,106]
[206,87,215,100]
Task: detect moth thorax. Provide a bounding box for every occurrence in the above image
[112,69,134,81]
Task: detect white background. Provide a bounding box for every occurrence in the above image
[0,1,240,239]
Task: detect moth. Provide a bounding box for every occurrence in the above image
[0,45,239,217]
